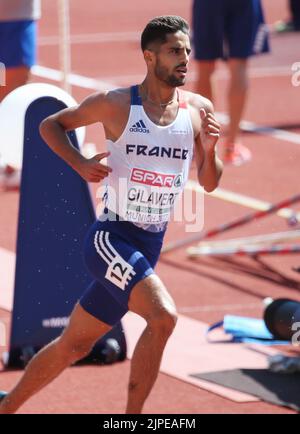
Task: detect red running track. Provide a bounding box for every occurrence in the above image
[0,0,299,414]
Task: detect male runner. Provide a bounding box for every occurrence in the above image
[0,15,222,414]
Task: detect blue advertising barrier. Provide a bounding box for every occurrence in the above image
[6,96,126,368]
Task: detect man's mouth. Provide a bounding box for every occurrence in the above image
[176,67,187,75]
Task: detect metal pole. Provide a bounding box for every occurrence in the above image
[58,0,71,94]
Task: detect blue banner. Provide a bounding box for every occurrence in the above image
[7,96,126,368]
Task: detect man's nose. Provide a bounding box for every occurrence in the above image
[182,50,189,64]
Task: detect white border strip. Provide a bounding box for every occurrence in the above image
[38,31,140,46]
[186,180,300,221]
[32,65,114,91]
[217,112,300,146]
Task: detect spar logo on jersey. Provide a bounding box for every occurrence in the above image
[129,120,150,134]
[174,173,183,188]
[131,168,183,188]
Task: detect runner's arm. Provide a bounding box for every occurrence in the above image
[39,92,112,182]
[193,98,223,192]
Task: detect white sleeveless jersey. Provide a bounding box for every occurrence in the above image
[104,85,194,232]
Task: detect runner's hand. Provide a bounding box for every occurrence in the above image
[200,109,220,153]
[75,152,112,182]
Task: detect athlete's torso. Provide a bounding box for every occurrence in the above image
[103,85,194,232]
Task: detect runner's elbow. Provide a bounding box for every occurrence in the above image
[39,116,64,140]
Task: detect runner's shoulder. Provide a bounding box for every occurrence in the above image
[83,87,131,116]
[182,89,214,114]
[83,88,130,123]
[101,87,131,109]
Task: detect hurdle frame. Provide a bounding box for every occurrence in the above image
[188,243,300,257]
[162,192,300,254]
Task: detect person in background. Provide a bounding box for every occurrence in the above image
[192,0,270,166]
[0,0,41,101]
[0,0,41,189]
[274,0,300,32]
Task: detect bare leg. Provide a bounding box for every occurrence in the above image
[194,60,216,102]
[227,58,248,145]
[126,274,177,414]
[0,303,111,414]
[0,66,31,102]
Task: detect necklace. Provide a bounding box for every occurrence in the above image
[140,85,177,108]
[146,95,176,108]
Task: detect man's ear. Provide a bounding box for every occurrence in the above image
[144,49,154,63]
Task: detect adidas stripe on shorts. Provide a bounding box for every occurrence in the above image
[79,209,166,326]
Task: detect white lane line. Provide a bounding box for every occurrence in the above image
[192,230,300,249]
[185,180,300,221]
[38,31,140,46]
[179,303,262,313]
[32,64,300,147]
[217,112,300,146]
[32,65,114,91]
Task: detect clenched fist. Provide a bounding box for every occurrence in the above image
[199,109,221,153]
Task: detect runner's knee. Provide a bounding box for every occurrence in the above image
[148,308,178,336]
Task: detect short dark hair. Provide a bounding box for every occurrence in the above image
[141,15,189,52]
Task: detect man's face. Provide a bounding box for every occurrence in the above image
[152,31,191,87]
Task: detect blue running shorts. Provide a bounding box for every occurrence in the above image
[192,0,270,60]
[0,20,37,68]
[80,210,166,326]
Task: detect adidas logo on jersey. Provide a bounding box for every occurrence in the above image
[130,120,150,134]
